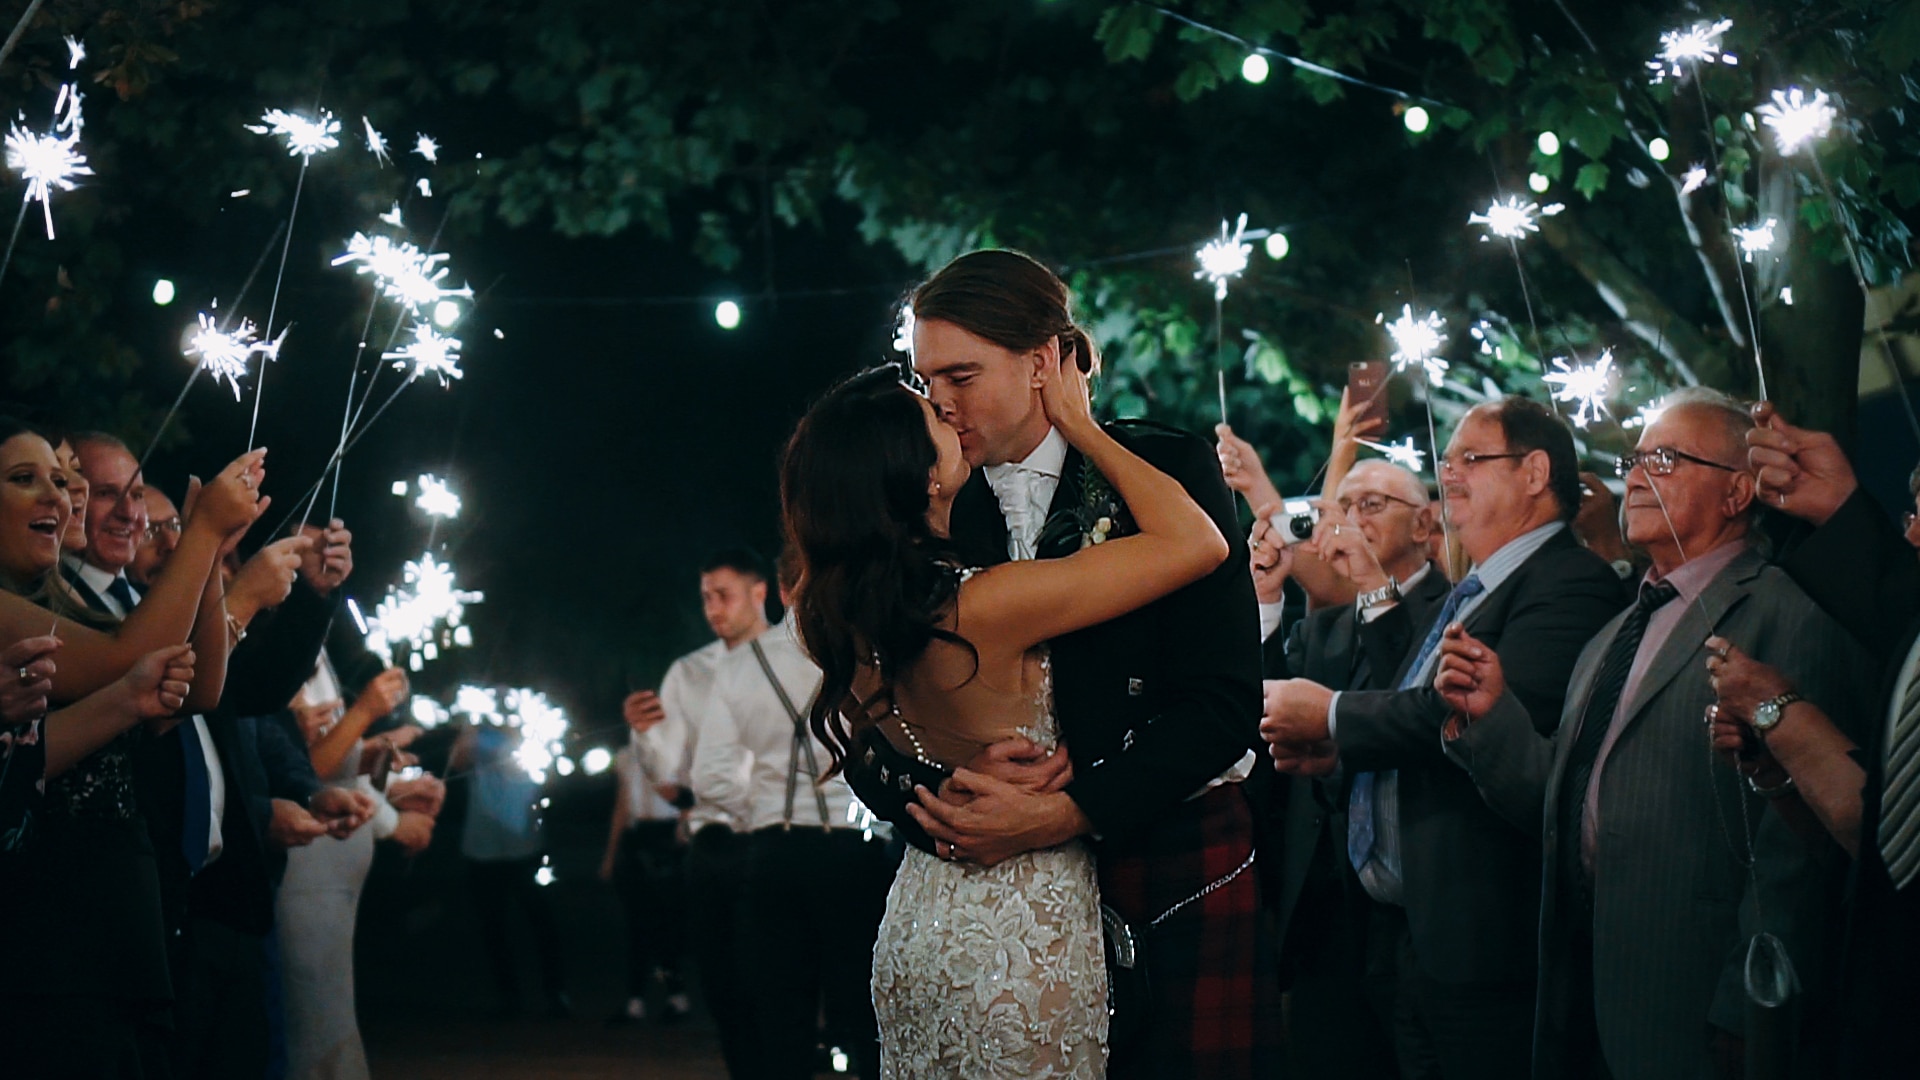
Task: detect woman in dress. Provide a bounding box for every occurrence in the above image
[781,349,1228,1077]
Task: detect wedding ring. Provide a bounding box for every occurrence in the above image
[240,475,253,489]
[16,668,30,685]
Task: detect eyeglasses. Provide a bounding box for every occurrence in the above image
[144,518,182,542]
[1439,450,1529,473]
[1337,492,1420,517]
[1614,447,1739,478]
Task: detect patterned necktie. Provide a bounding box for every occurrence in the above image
[1877,661,1920,889]
[1348,574,1485,873]
[991,467,1041,561]
[1557,580,1678,906]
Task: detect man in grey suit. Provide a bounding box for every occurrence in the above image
[1435,389,1868,1080]
[1262,397,1626,1079]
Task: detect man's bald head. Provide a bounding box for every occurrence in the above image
[1334,458,1436,583]
[1338,459,1429,507]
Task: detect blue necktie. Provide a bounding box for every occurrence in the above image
[1348,574,1485,874]
[180,720,212,874]
[106,575,138,615]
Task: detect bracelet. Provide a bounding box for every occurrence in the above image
[1746,772,1797,799]
[224,610,247,645]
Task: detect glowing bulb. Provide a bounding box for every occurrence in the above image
[1240,54,1269,84]
[534,866,555,886]
[391,480,409,496]
[1648,137,1670,161]
[583,748,613,775]
[152,279,175,305]
[432,299,460,327]
[1403,106,1430,134]
[714,300,741,329]
[1527,172,1551,193]
[555,756,576,777]
[1537,131,1561,156]
[1264,232,1290,260]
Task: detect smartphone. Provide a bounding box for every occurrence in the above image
[1348,360,1390,431]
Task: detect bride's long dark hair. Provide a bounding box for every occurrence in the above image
[781,365,971,773]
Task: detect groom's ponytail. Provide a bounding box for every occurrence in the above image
[912,249,1098,374]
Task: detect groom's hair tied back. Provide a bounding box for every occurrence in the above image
[911,249,1099,375]
[780,365,975,774]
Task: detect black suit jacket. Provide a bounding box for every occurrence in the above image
[1267,567,1452,971]
[844,420,1264,852]
[1333,527,1627,984]
[1777,489,1920,1073]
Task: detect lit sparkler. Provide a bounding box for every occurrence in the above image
[1358,436,1426,472]
[1756,87,1835,155]
[1381,305,1448,385]
[1468,196,1564,241]
[64,36,85,69]
[1647,18,1737,83]
[1732,217,1778,262]
[413,134,439,163]
[379,202,404,227]
[333,232,472,311]
[506,688,569,785]
[6,117,91,239]
[453,685,502,725]
[417,178,432,197]
[413,474,461,518]
[362,117,390,166]
[1680,165,1709,195]
[1543,350,1616,428]
[383,323,464,385]
[185,313,286,399]
[409,696,450,729]
[362,552,484,667]
[1194,213,1252,301]
[246,108,340,161]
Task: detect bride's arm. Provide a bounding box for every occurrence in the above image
[956,355,1227,658]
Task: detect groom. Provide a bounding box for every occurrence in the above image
[844,316,1274,1078]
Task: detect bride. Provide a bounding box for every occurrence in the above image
[779,352,1228,1078]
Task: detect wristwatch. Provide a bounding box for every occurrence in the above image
[1751,692,1802,733]
[1355,580,1402,609]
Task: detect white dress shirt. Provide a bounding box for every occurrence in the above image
[689,616,866,832]
[982,427,1069,561]
[65,554,136,619]
[614,743,681,825]
[634,638,739,832]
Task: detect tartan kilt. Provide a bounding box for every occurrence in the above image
[1097,784,1283,1080]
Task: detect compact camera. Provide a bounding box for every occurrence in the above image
[1267,500,1320,546]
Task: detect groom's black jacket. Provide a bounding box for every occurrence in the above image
[844,420,1264,852]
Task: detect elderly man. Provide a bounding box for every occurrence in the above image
[132,488,182,590]
[1258,459,1451,1079]
[1435,389,1866,1079]
[1261,397,1625,1079]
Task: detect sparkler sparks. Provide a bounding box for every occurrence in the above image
[1358,436,1427,472]
[247,108,341,160]
[413,134,439,163]
[413,474,461,518]
[1646,18,1737,83]
[1681,165,1710,195]
[383,323,464,385]
[378,202,404,227]
[64,36,85,70]
[1381,305,1449,385]
[1194,213,1252,301]
[362,117,390,166]
[1756,87,1835,155]
[892,302,915,354]
[506,689,570,785]
[1468,196,1564,241]
[6,117,91,238]
[453,686,502,725]
[1732,217,1778,262]
[361,552,483,668]
[1543,350,1616,428]
[185,313,286,399]
[332,232,473,311]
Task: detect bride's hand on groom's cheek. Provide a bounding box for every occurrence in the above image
[963,737,1074,796]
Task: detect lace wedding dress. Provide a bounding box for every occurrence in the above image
[871,651,1109,1079]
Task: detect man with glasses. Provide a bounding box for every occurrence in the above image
[1433,388,1866,1079]
[1257,459,1451,1079]
[132,488,183,590]
[1260,397,1625,1079]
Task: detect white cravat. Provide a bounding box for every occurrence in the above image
[983,428,1069,561]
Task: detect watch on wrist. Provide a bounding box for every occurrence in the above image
[1751,692,1802,733]
[1356,580,1402,609]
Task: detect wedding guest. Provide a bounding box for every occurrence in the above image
[1260,459,1448,1080]
[1437,390,1866,1078]
[1261,397,1625,1079]
[692,548,894,1079]
[599,738,692,1025]
[452,714,570,1019]
[132,487,180,589]
[0,633,59,844]
[52,435,90,556]
[626,547,769,1075]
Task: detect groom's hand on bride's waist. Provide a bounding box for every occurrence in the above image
[908,770,1092,867]
[958,737,1074,796]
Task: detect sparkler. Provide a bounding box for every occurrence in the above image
[1680,165,1709,195]
[383,323,464,385]
[506,689,569,785]
[185,313,286,399]
[361,551,484,669]
[63,35,84,69]
[453,686,503,726]
[1357,436,1426,472]
[409,696,450,729]
[1542,349,1616,428]
[362,117,391,166]
[0,37,91,286]
[379,202,404,227]
[417,178,432,197]
[1732,217,1778,262]
[332,232,473,312]
[1646,18,1737,83]
[413,474,461,518]
[247,108,340,160]
[1467,196,1564,241]
[1194,214,1252,301]
[1381,305,1448,385]
[1756,87,1835,156]
[413,134,439,163]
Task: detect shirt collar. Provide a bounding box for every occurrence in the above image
[1468,520,1567,595]
[64,554,129,605]
[1644,536,1750,602]
[983,427,1069,486]
[1397,563,1433,592]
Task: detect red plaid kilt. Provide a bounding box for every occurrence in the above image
[1098,784,1283,1080]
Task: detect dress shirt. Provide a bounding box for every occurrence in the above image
[64,554,135,619]
[982,427,1069,561]
[614,744,680,825]
[1580,539,1748,870]
[1257,564,1431,643]
[1333,520,1566,905]
[635,638,738,832]
[690,616,865,832]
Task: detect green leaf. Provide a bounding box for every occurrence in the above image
[1574,162,1609,199]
